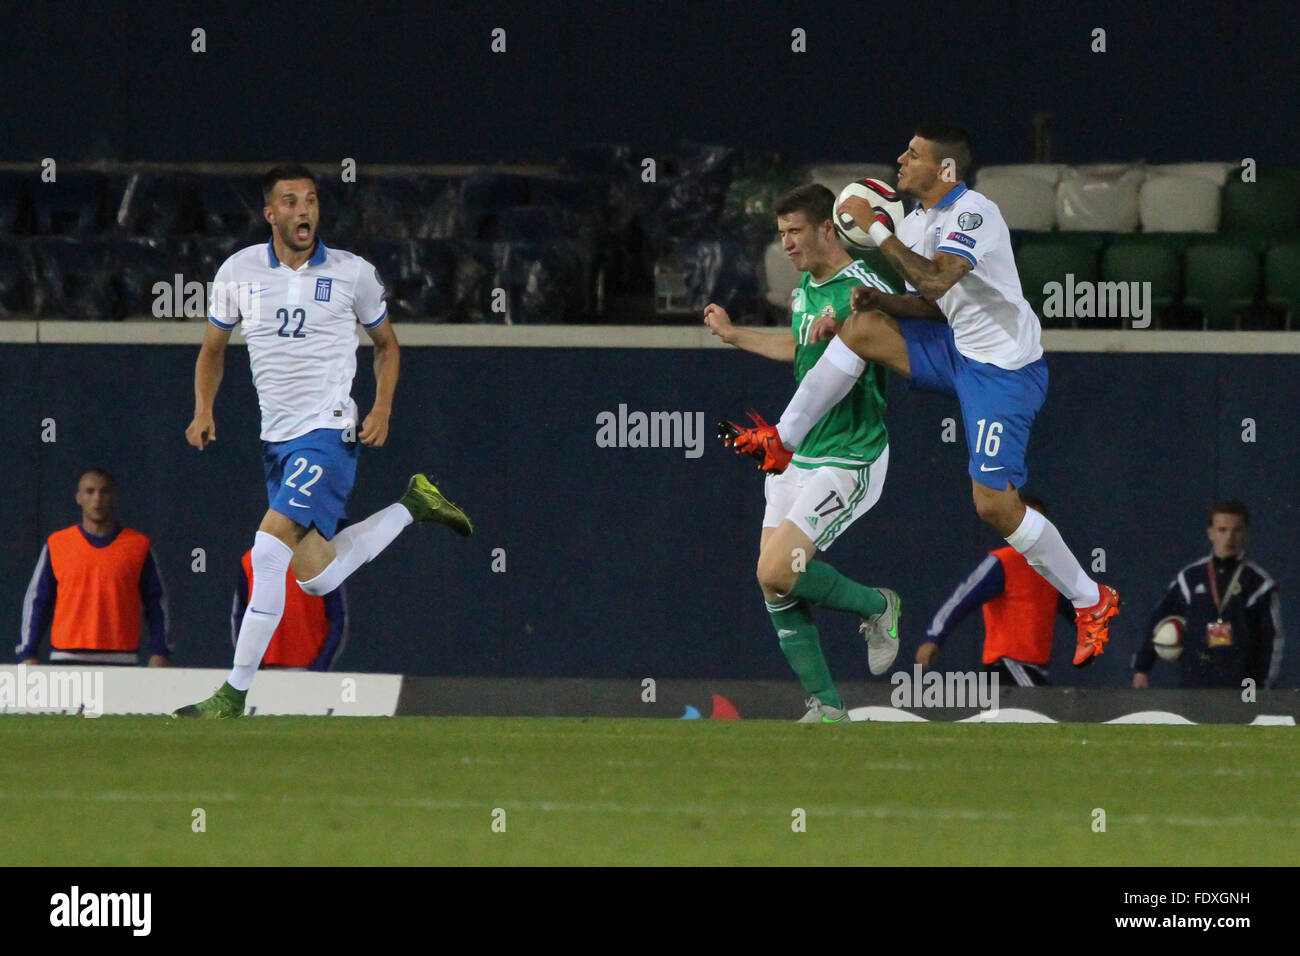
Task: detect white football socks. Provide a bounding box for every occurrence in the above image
[297,503,413,596]
[1004,505,1101,608]
[775,337,865,449]
[228,531,294,691]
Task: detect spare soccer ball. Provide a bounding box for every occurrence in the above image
[834,179,906,250]
[1153,616,1186,662]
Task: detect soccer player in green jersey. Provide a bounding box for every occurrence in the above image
[705,184,901,723]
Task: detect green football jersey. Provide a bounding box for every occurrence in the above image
[789,259,893,469]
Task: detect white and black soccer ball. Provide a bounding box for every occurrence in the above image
[834,178,906,250]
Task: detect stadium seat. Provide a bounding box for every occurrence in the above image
[490,239,587,323]
[976,164,1067,187]
[723,156,801,246]
[312,177,364,244]
[805,163,895,195]
[1220,175,1300,235]
[114,238,184,319]
[32,171,110,235]
[1145,162,1235,187]
[1138,176,1220,232]
[1070,162,1146,180]
[115,174,203,240]
[670,240,760,316]
[362,238,458,321]
[1014,237,1100,327]
[763,240,799,310]
[30,238,117,319]
[195,175,265,243]
[0,238,33,315]
[0,171,33,234]
[458,173,534,239]
[356,176,453,240]
[1264,242,1300,328]
[1057,169,1142,232]
[975,174,1056,230]
[1101,238,1181,326]
[1183,240,1262,329]
[183,235,243,290]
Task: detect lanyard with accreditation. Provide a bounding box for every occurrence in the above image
[1205,557,1246,648]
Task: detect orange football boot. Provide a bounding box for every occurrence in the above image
[1073,583,1121,666]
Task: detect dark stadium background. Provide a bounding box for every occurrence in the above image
[6,1,1296,166]
[3,0,1298,689]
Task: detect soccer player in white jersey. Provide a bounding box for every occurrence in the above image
[173,165,472,718]
[726,124,1120,666]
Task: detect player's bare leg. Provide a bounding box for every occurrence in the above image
[837,308,912,376]
[974,480,1119,667]
[759,518,899,722]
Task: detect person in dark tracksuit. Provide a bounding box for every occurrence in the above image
[1133,501,1284,689]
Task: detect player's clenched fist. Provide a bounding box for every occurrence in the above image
[703,303,737,345]
[851,284,886,315]
[359,408,390,447]
[186,413,216,450]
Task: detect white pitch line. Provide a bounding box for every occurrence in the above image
[6,790,1299,829]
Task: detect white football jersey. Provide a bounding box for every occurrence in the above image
[895,183,1042,369]
[208,240,388,442]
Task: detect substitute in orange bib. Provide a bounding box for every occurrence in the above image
[232,550,347,670]
[916,495,1073,685]
[18,469,171,666]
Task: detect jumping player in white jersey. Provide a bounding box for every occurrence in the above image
[173,165,472,718]
[726,124,1120,666]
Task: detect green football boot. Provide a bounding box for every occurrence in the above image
[399,474,473,536]
[170,682,247,719]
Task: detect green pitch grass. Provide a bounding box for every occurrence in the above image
[1,717,1296,865]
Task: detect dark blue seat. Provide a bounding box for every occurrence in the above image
[0,238,33,315]
[0,171,33,235]
[30,238,116,319]
[195,175,264,242]
[116,174,203,240]
[113,238,185,318]
[32,172,110,235]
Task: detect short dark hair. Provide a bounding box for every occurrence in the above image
[914,122,973,182]
[774,183,836,225]
[1019,492,1047,516]
[1208,500,1250,527]
[78,468,116,491]
[262,164,317,204]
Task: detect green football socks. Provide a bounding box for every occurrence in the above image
[767,598,842,709]
[789,559,887,618]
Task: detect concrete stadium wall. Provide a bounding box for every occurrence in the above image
[4,325,1299,689]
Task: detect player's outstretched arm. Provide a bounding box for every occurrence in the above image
[187,323,231,450]
[703,303,795,362]
[360,320,399,447]
[880,242,972,300]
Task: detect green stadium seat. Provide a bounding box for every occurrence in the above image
[1101,238,1181,327]
[1265,242,1300,329]
[1220,176,1300,235]
[1015,237,1100,328]
[1183,240,1262,330]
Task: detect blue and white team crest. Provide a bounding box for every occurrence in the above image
[314,277,333,302]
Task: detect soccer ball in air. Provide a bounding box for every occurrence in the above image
[834,178,906,250]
